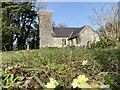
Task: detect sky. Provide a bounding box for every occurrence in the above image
[37,2,114,30]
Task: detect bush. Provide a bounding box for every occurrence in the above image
[91,36,116,48]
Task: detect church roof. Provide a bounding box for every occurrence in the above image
[52,25,85,39]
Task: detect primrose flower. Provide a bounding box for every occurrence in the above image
[78,83,91,88]
[71,79,80,88]
[77,75,88,83]
[45,78,59,88]
[90,82,100,88]
[82,60,88,66]
[71,75,88,88]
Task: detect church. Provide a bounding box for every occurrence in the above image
[38,10,100,48]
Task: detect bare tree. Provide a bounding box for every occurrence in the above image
[89,2,120,41]
[56,23,67,28]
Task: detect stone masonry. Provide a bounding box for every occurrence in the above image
[38,10,100,48]
[38,10,53,48]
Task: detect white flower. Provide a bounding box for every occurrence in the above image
[82,60,88,66]
[45,78,59,88]
[71,79,80,88]
[71,75,88,88]
[78,83,91,88]
[77,75,88,84]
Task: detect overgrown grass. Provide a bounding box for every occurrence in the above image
[1,47,120,89]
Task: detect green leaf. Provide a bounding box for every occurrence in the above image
[14,76,24,82]
[100,84,110,88]
[34,76,45,88]
[10,74,14,82]
[6,79,10,87]
[14,81,23,87]
[3,74,10,81]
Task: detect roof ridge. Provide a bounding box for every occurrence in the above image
[68,31,74,39]
[53,25,87,38]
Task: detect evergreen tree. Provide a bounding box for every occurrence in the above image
[2,2,39,51]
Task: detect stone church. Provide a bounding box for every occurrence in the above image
[38,10,100,48]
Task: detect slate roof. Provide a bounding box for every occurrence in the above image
[52,26,85,39]
[68,26,85,39]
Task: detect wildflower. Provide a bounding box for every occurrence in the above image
[45,78,59,89]
[100,84,110,88]
[78,83,91,88]
[71,79,80,88]
[82,60,88,66]
[71,75,88,88]
[90,82,100,88]
[78,75,88,83]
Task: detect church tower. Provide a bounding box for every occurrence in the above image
[38,10,53,48]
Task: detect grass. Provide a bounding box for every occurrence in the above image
[1,47,120,89]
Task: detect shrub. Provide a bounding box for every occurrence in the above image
[91,36,116,48]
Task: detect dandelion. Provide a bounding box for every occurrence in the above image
[45,78,59,89]
[71,75,89,88]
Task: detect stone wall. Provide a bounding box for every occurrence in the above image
[38,10,53,48]
[93,31,100,43]
[38,10,99,48]
[52,37,69,47]
[52,38,62,47]
[79,25,100,47]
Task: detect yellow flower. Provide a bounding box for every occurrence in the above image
[71,79,80,88]
[71,75,88,88]
[45,78,59,88]
[78,83,91,88]
[82,60,88,66]
[77,75,88,84]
